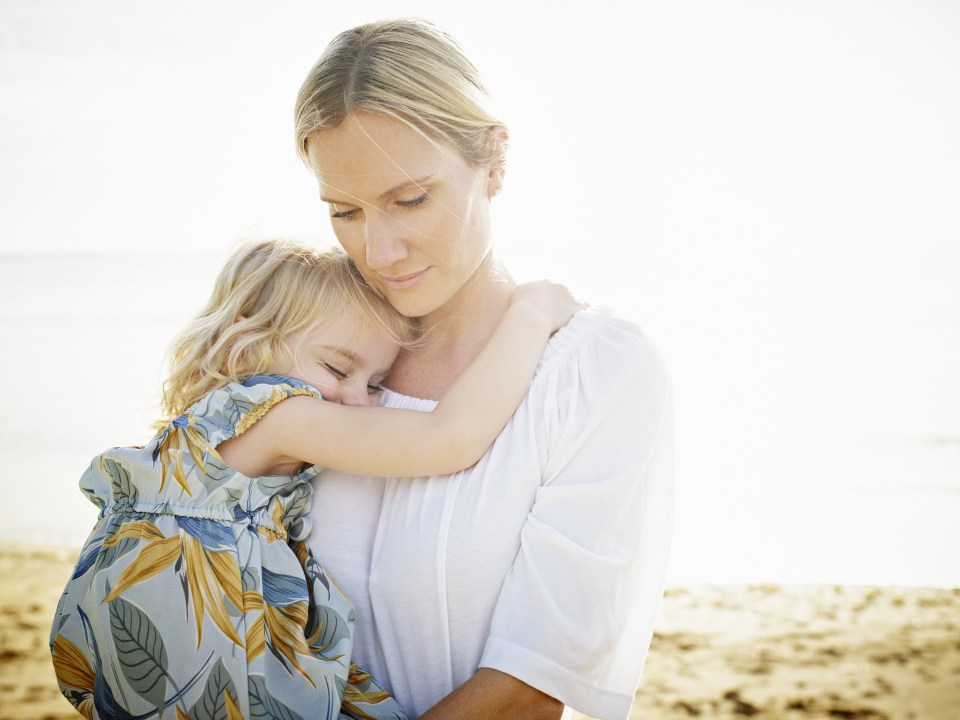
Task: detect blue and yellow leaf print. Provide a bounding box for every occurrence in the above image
[152,412,216,496]
[261,568,316,685]
[343,663,400,720]
[243,591,267,666]
[101,528,181,604]
[262,568,309,607]
[99,518,244,648]
[96,514,142,573]
[106,455,138,501]
[248,675,306,720]
[178,516,235,552]
[181,531,243,647]
[292,539,330,595]
[181,657,241,720]
[71,529,106,580]
[310,604,352,653]
[108,596,169,707]
[73,605,212,720]
[50,633,95,719]
[51,377,409,719]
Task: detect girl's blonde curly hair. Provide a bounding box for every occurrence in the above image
[159,238,414,424]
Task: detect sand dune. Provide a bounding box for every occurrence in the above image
[3,544,957,720]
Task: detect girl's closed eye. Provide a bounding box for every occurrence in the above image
[324,362,348,379]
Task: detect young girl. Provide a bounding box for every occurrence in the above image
[50,239,582,720]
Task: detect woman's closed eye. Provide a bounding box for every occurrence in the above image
[330,205,360,221]
[329,193,427,221]
[395,193,428,209]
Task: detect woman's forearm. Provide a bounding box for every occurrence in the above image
[418,668,564,720]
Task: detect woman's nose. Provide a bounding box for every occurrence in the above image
[364,213,408,271]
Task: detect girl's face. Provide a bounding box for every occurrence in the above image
[306,113,501,319]
[267,311,400,406]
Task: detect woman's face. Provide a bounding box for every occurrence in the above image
[306,113,499,319]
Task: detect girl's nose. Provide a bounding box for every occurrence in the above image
[340,383,378,407]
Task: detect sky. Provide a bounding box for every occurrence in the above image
[1,0,959,585]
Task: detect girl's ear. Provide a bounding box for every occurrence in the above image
[485,127,508,199]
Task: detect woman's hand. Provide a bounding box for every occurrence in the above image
[509,280,587,335]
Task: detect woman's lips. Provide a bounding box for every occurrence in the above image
[379,268,428,291]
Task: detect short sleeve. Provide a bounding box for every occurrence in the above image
[187,374,323,448]
[479,311,674,720]
[78,374,325,513]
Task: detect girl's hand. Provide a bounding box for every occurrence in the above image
[509,280,587,334]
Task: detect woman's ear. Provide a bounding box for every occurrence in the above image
[485,126,508,198]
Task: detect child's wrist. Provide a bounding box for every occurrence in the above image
[504,300,553,336]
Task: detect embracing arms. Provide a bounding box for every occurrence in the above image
[219,281,583,478]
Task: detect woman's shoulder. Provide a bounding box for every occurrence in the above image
[539,306,669,382]
[377,309,668,412]
[526,306,672,432]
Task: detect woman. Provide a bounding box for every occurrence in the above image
[295,18,673,720]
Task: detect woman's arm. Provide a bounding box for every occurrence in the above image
[471,320,673,719]
[415,326,673,719]
[418,669,563,720]
[221,281,583,478]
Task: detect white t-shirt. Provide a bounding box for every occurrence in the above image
[308,308,674,719]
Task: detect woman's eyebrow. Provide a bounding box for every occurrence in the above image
[378,174,433,200]
[320,174,434,204]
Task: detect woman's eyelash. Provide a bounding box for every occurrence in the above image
[396,193,427,208]
[329,193,426,221]
[367,383,386,394]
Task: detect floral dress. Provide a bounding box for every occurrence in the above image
[50,375,407,720]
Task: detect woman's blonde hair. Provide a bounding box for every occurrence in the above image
[159,239,414,423]
[294,17,507,168]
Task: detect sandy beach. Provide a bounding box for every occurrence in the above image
[630,584,960,719]
[3,543,957,720]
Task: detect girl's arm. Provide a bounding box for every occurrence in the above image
[220,281,583,478]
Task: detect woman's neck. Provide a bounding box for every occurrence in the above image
[388,254,515,400]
